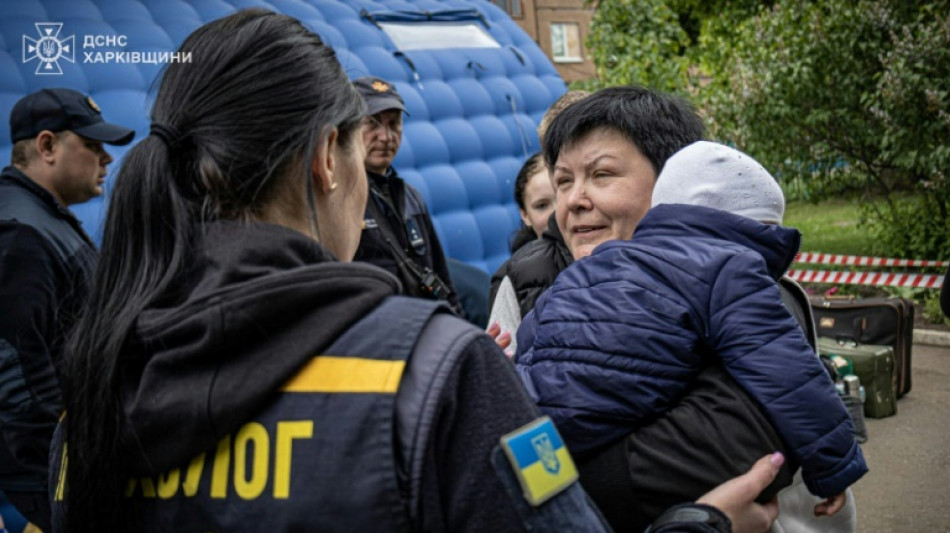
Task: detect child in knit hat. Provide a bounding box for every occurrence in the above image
[517,140,866,521]
[651,140,786,224]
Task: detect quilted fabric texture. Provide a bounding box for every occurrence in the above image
[0,0,565,272]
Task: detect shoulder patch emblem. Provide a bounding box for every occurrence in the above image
[500,416,578,506]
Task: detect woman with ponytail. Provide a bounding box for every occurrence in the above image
[52,9,784,533]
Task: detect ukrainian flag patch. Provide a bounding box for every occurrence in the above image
[500,416,578,506]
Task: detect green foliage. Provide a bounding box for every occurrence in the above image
[864,192,950,260]
[781,166,873,203]
[578,0,691,93]
[922,291,950,326]
[874,6,950,194]
[578,0,770,93]
[699,1,894,190]
[583,0,950,258]
[695,0,950,259]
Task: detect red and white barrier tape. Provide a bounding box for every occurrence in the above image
[794,252,949,268]
[787,269,944,288]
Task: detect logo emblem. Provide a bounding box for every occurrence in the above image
[86,96,100,113]
[819,317,835,328]
[531,433,560,474]
[500,416,578,506]
[23,23,75,75]
[372,80,389,93]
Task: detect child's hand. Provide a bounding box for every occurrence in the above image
[814,491,847,516]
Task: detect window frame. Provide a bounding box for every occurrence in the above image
[549,21,583,64]
[492,0,523,18]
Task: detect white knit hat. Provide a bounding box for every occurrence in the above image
[652,141,785,224]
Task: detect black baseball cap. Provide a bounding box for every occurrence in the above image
[353,76,408,116]
[10,88,135,145]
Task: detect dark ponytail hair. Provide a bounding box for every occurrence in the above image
[62,10,364,532]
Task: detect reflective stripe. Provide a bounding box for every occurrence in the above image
[282,356,405,393]
[55,442,68,501]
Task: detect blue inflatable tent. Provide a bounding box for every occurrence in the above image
[0,0,566,273]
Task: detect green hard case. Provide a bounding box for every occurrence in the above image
[818,337,897,419]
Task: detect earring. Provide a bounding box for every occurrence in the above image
[329,182,338,191]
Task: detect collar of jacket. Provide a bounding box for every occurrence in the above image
[0,165,87,226]
[541,212,563,242]
[367,166,399,184]
[632,203,801,280]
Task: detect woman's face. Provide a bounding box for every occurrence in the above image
[316,127,368,262]
[520,167,555,238]
[552,127,657,260]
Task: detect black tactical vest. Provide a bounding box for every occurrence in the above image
[52,298,444,533]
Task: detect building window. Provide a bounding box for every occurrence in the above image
[492,0,523,18]
[550,22,582,63]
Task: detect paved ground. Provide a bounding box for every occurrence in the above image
[850,341,950,532]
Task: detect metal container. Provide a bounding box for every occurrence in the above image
[843,375,862,398]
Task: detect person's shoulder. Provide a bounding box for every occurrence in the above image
[396,311,494,445]
[0,220,65,278]
[413,312,485,360]
[0,180,53,219]
[0,219,57,255]
[509,228,536,254]
[503,238,566,295]
[509,235,561,266]
[407,312,515,393]
[633,225,750,272]
[717,245,773,275]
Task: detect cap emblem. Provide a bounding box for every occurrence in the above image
[86,96,100,113]
[372,81,389,93]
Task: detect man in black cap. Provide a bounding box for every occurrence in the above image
[352,76,461,314]
[0,88,133,530]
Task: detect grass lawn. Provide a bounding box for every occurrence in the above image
[784,198,876,256]
[784,197,948,326]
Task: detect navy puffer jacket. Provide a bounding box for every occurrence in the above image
[516,204,867,498]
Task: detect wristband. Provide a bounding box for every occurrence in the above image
[645,503,732,533]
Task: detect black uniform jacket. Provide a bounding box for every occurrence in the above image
[0,166,96,492]
[354,167,460,311]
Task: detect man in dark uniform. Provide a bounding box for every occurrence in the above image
[352,76,461,314]
[0,88,133,530]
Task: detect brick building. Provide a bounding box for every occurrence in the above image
[492,0,596,82]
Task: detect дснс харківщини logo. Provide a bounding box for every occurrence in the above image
[23,22,75,75]
[21,22,191,73]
